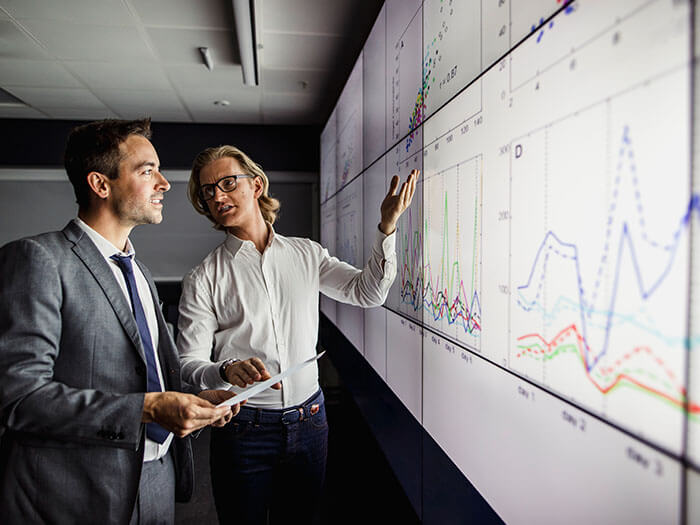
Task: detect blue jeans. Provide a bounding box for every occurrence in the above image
[210,389,329,525]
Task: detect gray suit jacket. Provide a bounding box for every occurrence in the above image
[0,221,193,524]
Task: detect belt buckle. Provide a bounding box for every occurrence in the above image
[281,407,302,424]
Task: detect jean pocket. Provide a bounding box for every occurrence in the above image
[228,420,251,438]
[309,404,328,429]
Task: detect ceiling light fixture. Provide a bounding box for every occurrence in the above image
[199,47,214,71]
[232,0,259,86]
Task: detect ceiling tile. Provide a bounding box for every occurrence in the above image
[66,62,171,90]
[114,106,191,122]
[263,92,320,112]
[147,27,238,65]
[261,32,343,70]
[131,0,233,29]
[2,0,133,25]
[165,64,246,91]
[18,20,156,61]
[0,20,50,59]
[261,0,355,35]
[0,59,82,87]
[179,86,261,112]
[0,105,47,118]
[181,86,261,124]
[5,86,107,109]
[0,0,384,125]
[93,88,185,112]
[190,108,262,124]
[90,87,191,121]
[262,113,319,125]
[261,68,327,94]
[139,110,192,123]
[262,92,321,124]
[42,107,119,120]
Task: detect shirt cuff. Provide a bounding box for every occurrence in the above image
[374,225,396,258]
[206,360,232,390]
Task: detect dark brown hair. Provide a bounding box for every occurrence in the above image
[63,118,152,209]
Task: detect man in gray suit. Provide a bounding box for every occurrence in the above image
[0,119,273,524]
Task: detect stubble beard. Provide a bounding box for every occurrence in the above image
[116,197,162,227]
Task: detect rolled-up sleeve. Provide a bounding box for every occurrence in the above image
[177,271,229,390]
[318,227,396,307]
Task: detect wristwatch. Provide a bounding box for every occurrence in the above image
[219,358,240,383]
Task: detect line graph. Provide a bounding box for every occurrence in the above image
[336,57,363,190]
[424,155,482,350]
[337,180,362,268]
[509,85,690,453]
[394,198,424,321]
[321,1,698,521]
[320,110,337,203]
[387,121,424,323]
[336,177,364,352]
[320,198,338,323]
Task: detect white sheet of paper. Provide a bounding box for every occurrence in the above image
[216,351,326,407]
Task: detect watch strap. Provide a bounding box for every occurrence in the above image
[219,358,240,383]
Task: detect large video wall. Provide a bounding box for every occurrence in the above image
[320,1,699,522]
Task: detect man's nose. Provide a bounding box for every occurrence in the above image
[156,170,171,192]
[212,184,228,200]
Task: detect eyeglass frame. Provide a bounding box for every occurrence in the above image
[198,174,255,201]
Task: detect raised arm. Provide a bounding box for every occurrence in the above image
[379,169,420,235]
[319,170,420,307]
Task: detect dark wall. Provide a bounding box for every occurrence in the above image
[319,314,505,525]
[0,118,320,171]
[0,118,320,269]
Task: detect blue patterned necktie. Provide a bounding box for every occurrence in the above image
[110,254,170,444]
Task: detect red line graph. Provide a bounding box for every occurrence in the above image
[517,324,699,413]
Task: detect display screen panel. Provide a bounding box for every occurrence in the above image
[320,1,697,522]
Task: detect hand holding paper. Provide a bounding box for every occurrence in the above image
[223,357,282,390]
[217,351,326,408]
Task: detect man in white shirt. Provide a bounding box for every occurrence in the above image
[177,144,418,524]
[0,119,254,525]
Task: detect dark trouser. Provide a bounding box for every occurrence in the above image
[210,389,329,525]
[129,451,176,525]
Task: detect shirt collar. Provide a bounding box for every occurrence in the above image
[73,217,135,259]
[223,222,276,257]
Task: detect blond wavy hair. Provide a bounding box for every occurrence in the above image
[188,145,281,230]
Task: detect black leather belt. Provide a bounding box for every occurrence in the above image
[234,389,324,425]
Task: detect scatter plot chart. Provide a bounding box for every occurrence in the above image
[422,0,480,118]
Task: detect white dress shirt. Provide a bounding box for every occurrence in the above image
[177,224,396,408]
[74,218,172,461]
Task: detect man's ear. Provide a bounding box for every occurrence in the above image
[253,175,264,199]
[86,171,110,200]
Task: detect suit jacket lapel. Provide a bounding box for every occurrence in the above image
[63,222,146,363]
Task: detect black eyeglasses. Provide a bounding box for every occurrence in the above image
[199,174,254,201]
